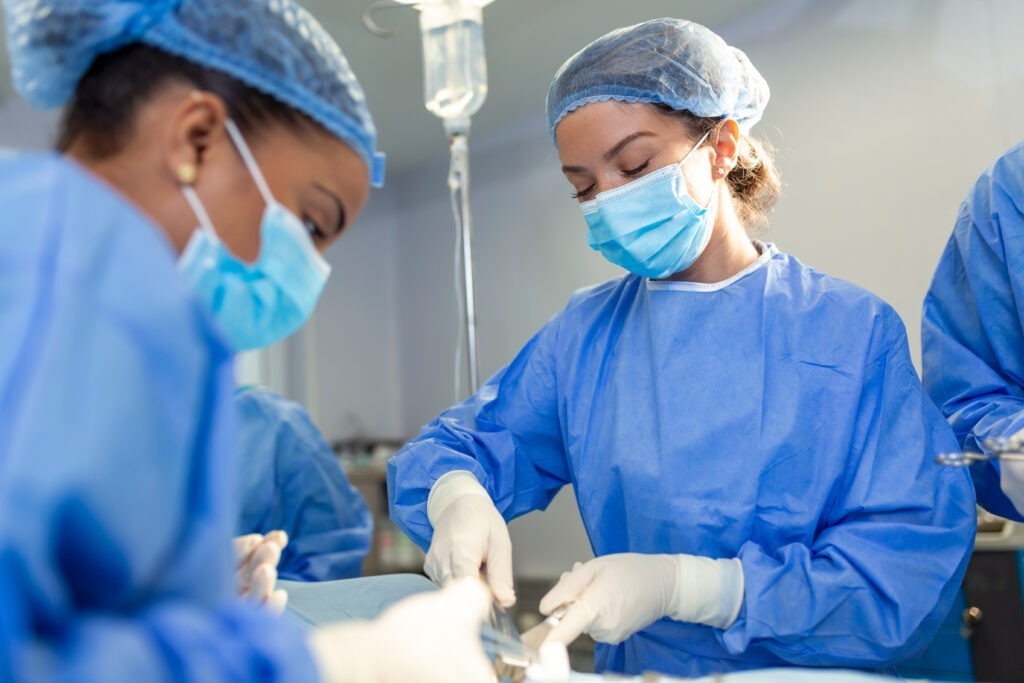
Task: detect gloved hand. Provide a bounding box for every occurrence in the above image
[425,471,515,607]
[538,553,744,645]
[309,578,495,683]
[1000,427,1024,516]
[234,530,288,613]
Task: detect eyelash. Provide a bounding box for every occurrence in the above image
[303,215,327,240]
[624,161,650,177]
[570,161,651,200]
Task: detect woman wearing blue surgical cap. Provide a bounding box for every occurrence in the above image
[388,18,976,677]
[0,1,495,682]
[923,142,1024,521]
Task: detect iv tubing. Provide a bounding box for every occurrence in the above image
[448,133,480,394]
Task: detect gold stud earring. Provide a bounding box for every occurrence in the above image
[190,91,204,104]
[177,163,198,185]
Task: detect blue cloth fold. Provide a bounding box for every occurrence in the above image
[923,139,1024,520]
[236,387,372,581]
[0,153,317,682]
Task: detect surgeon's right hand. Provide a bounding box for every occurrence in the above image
[308,578,495,683]
[1000,427,1024,516]
[234,531,288,613]
[424,471,515,607]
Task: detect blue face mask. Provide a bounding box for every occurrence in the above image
[178,119,331,351]
[581,130,716,279]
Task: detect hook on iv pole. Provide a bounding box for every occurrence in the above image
[363,0,415,38]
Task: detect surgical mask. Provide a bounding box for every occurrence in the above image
[581,130,716,279]
[178,119,331,351]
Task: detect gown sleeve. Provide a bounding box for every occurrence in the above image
[0,162,319,682]
[388,313,571,550]
[720,315,977,666]
[922,148,1024,520]
[235,389,373,582]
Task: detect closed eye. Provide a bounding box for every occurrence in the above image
[571,184,595,200]
[623,161,650,177]
[303,215,328,241]
[571,160,650,200]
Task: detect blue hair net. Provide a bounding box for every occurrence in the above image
[546,18,769,140]
[3,0,386,187]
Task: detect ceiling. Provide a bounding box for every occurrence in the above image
[0,0,773,170]
[309,0,771,171]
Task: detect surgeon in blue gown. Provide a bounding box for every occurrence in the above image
[0,1,495,682]
[923,140,1024,521]
[236,387,372,581]
[388,18,977,678]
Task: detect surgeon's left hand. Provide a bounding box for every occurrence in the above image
[235,531,289,613]
[537,553,744,646]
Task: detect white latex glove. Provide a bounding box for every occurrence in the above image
[1000,428,1024,517]
[525,642,571,683]
[1000,460,1024,516]
[309,577,495,683]
[234,531,288,613]
[425,471,515,607]
[538,553,744,645]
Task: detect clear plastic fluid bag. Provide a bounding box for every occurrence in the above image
[419,0,488,133]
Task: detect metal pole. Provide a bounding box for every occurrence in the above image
[450,133,480,393]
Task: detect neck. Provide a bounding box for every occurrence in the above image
[664,190,759,283]
[65,146,193,254]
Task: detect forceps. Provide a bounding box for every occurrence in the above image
[937,436,1024,466]
[482,604,570,683]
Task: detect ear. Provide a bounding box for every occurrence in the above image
[712,118,741,177]
[164,89,230,186]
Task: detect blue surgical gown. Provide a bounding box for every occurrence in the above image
[388,244,976,677]
[236,387,372,580]
[0,154,318,682]
[922,140,1024,521]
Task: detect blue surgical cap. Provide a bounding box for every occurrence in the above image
[546,18,769,141]
[3,0,386,187]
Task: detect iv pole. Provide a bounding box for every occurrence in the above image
[365,0,490,395]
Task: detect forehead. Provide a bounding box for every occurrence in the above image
[554,101,685,158]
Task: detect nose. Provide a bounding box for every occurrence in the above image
[591,170,631,197]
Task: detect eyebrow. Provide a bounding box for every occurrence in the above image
[561,131,658,174]
[313,182,347,235]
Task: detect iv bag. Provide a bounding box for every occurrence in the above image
[419,0,488,134]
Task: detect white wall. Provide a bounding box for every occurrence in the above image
[389,121,620,432]
[0,97,58,150]
[338,0,1024,578]
[307,196,404,441]
[737,0,1024,367]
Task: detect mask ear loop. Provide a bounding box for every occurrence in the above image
[178,182,221,269]
[679,127,714,169]
[224,119,332,278]
[224,118,276,208]
[182,184,219,239]
[677,127,715,209]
